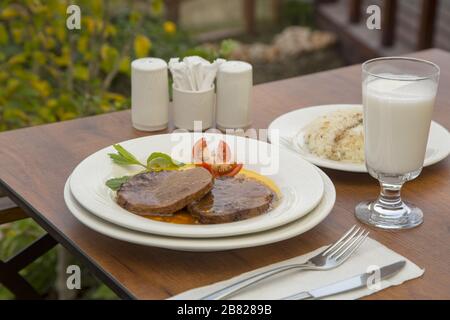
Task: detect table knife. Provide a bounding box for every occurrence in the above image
[282,260,406,300]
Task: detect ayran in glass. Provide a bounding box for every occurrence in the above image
[356,57,440,230]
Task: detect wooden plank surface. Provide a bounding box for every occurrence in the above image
[0,49,449,299]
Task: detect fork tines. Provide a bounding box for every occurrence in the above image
[323,225,370,262]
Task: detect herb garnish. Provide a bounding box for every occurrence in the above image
[105,176,130,191]
[105,144,185,190]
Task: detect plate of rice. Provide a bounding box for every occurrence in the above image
[268,104,450,173]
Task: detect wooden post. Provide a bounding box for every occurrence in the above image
[349,0,362,23]
[165,0,180,23]
[381,0,397,47]
[418,0,438,50]
[244,0,256,35]
[272,0,282,25]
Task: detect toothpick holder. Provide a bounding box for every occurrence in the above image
[172,84,215,131]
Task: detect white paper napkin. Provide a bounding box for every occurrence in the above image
[169,56,225,91]
[170,238,424,300]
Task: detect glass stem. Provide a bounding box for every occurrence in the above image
[377,181,404,209]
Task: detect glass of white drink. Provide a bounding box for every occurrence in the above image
[356,57,440,229]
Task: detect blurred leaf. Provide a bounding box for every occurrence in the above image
[1,6,20,19]
[151,0,164,16]
[118,56,131,74]
[77,36,89,53]
[54,46,70,66]
[134,34,152,58]
[104,92,126,102]
[0,24,9,45]
[74,65,89,81]
[11,28,23,43]
[129,11,142,25]
[32,51,46,64]
[31,79,51,97]
[55,27,66,42]
[84,16,96,34]
[182,47,216,61]
[84,283,118,300]
[90,0,104,17]
[60,112,77,120]
[8,53,27,65]
[106,24,117,37]
[42,35,56,49]
[0,286,14,299]
[100,44,119,72]
[219,39,239,58]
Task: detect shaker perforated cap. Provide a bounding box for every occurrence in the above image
[219,60,252,74]
[132,57,167,71]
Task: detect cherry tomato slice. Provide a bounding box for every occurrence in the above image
[215,140,231,164]
[192,138,242,177]
[222,163,243,177]
[200,162,212,173]
[192,138,210,164]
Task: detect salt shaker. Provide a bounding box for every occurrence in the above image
[131,58,169,131]
[216,61,253,130]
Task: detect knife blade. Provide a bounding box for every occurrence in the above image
[282,260,406,300]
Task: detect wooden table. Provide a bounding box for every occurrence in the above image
[0,49,449,300]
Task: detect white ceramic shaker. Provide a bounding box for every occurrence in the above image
[216,61,253,130]
[131,58,169,131]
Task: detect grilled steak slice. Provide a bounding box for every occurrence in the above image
[117,167,213,216]
[187,177,275,224]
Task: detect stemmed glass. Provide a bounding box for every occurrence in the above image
[356,57,440,230]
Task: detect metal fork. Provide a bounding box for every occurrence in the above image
[200,225,369,300]
[279,135,293,146]
[278,135,305,155]
[279,135,296,151]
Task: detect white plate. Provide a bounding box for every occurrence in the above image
[69,133,324,238]
[268,104,450,173]
[65,169,335,252]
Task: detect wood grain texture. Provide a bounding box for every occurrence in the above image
[0,49,449,299]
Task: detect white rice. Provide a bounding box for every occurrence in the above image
[302,110,364,163]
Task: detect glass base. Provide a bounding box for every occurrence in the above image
[355,200,423,230]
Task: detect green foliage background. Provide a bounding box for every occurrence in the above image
[0,0,232,299]
[0,0,195,130]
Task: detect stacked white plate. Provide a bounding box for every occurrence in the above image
[65,133,336,252]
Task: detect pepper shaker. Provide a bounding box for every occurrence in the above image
[216,61,253,130]
[131,58,169,131]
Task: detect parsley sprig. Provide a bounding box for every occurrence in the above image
[105,144,185,190]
